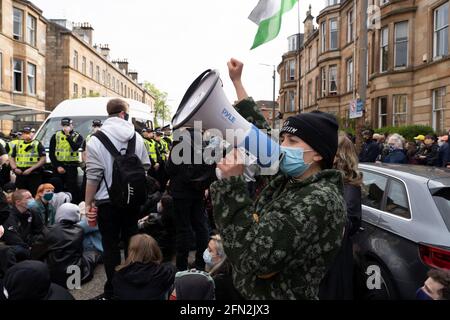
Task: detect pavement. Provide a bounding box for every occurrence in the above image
[70,264,106,300]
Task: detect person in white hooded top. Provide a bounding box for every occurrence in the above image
[85,98,150,299]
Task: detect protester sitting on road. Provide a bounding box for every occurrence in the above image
[2,182,16,205]
[1,189,45,261]
[48,177,72,212]
[416,269,450,300]
[210,58,346,300]
[0,261,74,300]
[383,134,407,164]
[170,269,215,300]
[320,133,363,300]
[113,234,176,300]
[139,194,176,263]
[139,176,162,219]
[204,234,226,273]
[406,141,420,165]
[34,183,57,226]
[38,203,101,288]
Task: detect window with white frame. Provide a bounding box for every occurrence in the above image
[73,83,78,98]
[434,3,449,58]
[112,76,116,91]
[433,87,447,133]
[307,81,312,106]
[73,51,78,70]
[82,87,86,98]
[321,67,327,97]
[329,65,338,95]
[27,63,36,95]
[82,57,86,74]
[394,21,408,68]
[393,95,407,126]
[26,14,36,47]
[13,8,23,40]
[89,61,94,78]
[380,26,389,72]
[289,91,296,112]
[96,66,100,82]
[347,58,354,92]
[285,61,289,81]
[378,97,388,128]
[330,18,338,50]
[13,59,23,92]
[308,46,312,71]
[321,22,326,52]
[347,9,354,43]
[289,60,295,80]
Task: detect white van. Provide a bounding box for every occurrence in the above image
[35,97,155,151]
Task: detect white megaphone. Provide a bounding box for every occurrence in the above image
[172,70,280,169]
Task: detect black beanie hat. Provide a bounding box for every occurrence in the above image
[280,111,339,169]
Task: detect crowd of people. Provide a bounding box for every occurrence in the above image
[0,58,449,301]
[359,129,450,168]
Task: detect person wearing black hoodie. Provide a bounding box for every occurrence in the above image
[113,234,176,300]
[1,189,45,261]
[38,203,101,288]
[0,260,74,300]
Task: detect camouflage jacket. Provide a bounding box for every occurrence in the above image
[210,98,346,300]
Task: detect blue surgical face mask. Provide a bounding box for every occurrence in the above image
[279,146,313,178]
[26,199,37,209]
[43,193,54,202]
[416,288,433,300]
[203,249,214,267]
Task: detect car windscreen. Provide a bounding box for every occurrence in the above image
[431,188,450,232]
[35,116,108,148]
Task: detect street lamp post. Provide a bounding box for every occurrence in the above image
[260,63,277,128]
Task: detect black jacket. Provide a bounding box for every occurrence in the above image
[359,140,380,163]
[41,221,96,287]
[112,262,176,300]
[319,184,362,300]
[0,260,74,300]
[2,206,45,249]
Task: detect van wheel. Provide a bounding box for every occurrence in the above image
[362,261,398,300]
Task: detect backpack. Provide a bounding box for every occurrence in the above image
[94,131,147,208]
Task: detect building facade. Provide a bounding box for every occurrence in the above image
[46,20,154,112]
[0,0,47,134]
[279,0,450,135]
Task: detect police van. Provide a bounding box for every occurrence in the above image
[34,97,155,180]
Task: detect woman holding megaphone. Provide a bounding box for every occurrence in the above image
[209,59,347,300]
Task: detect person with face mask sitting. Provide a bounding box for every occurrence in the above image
[1,189,45,261]
[49,118,84,204]
[210,59,346,300]
[9,127,46,197]
[33,184,57,226]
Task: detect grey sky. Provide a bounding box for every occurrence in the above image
[33,0,320,114]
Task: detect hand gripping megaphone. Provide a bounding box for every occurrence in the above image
[171,70,280,169]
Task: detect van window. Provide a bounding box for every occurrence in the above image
[362,171,388,210]
[385,179,411,219]
[35,116,108,148]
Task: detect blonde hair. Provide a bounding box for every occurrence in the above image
[35,184,55,201]
[334,133,363,187]
[116,234,162,272]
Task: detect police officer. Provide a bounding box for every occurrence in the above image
[153,129,168,190]
[9,127,46,196]
[82,120,103,163]
[142,128,159,173]
[49,118,84,204]
[162,125,173,150]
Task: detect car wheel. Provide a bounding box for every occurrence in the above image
[362,261,399,300]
